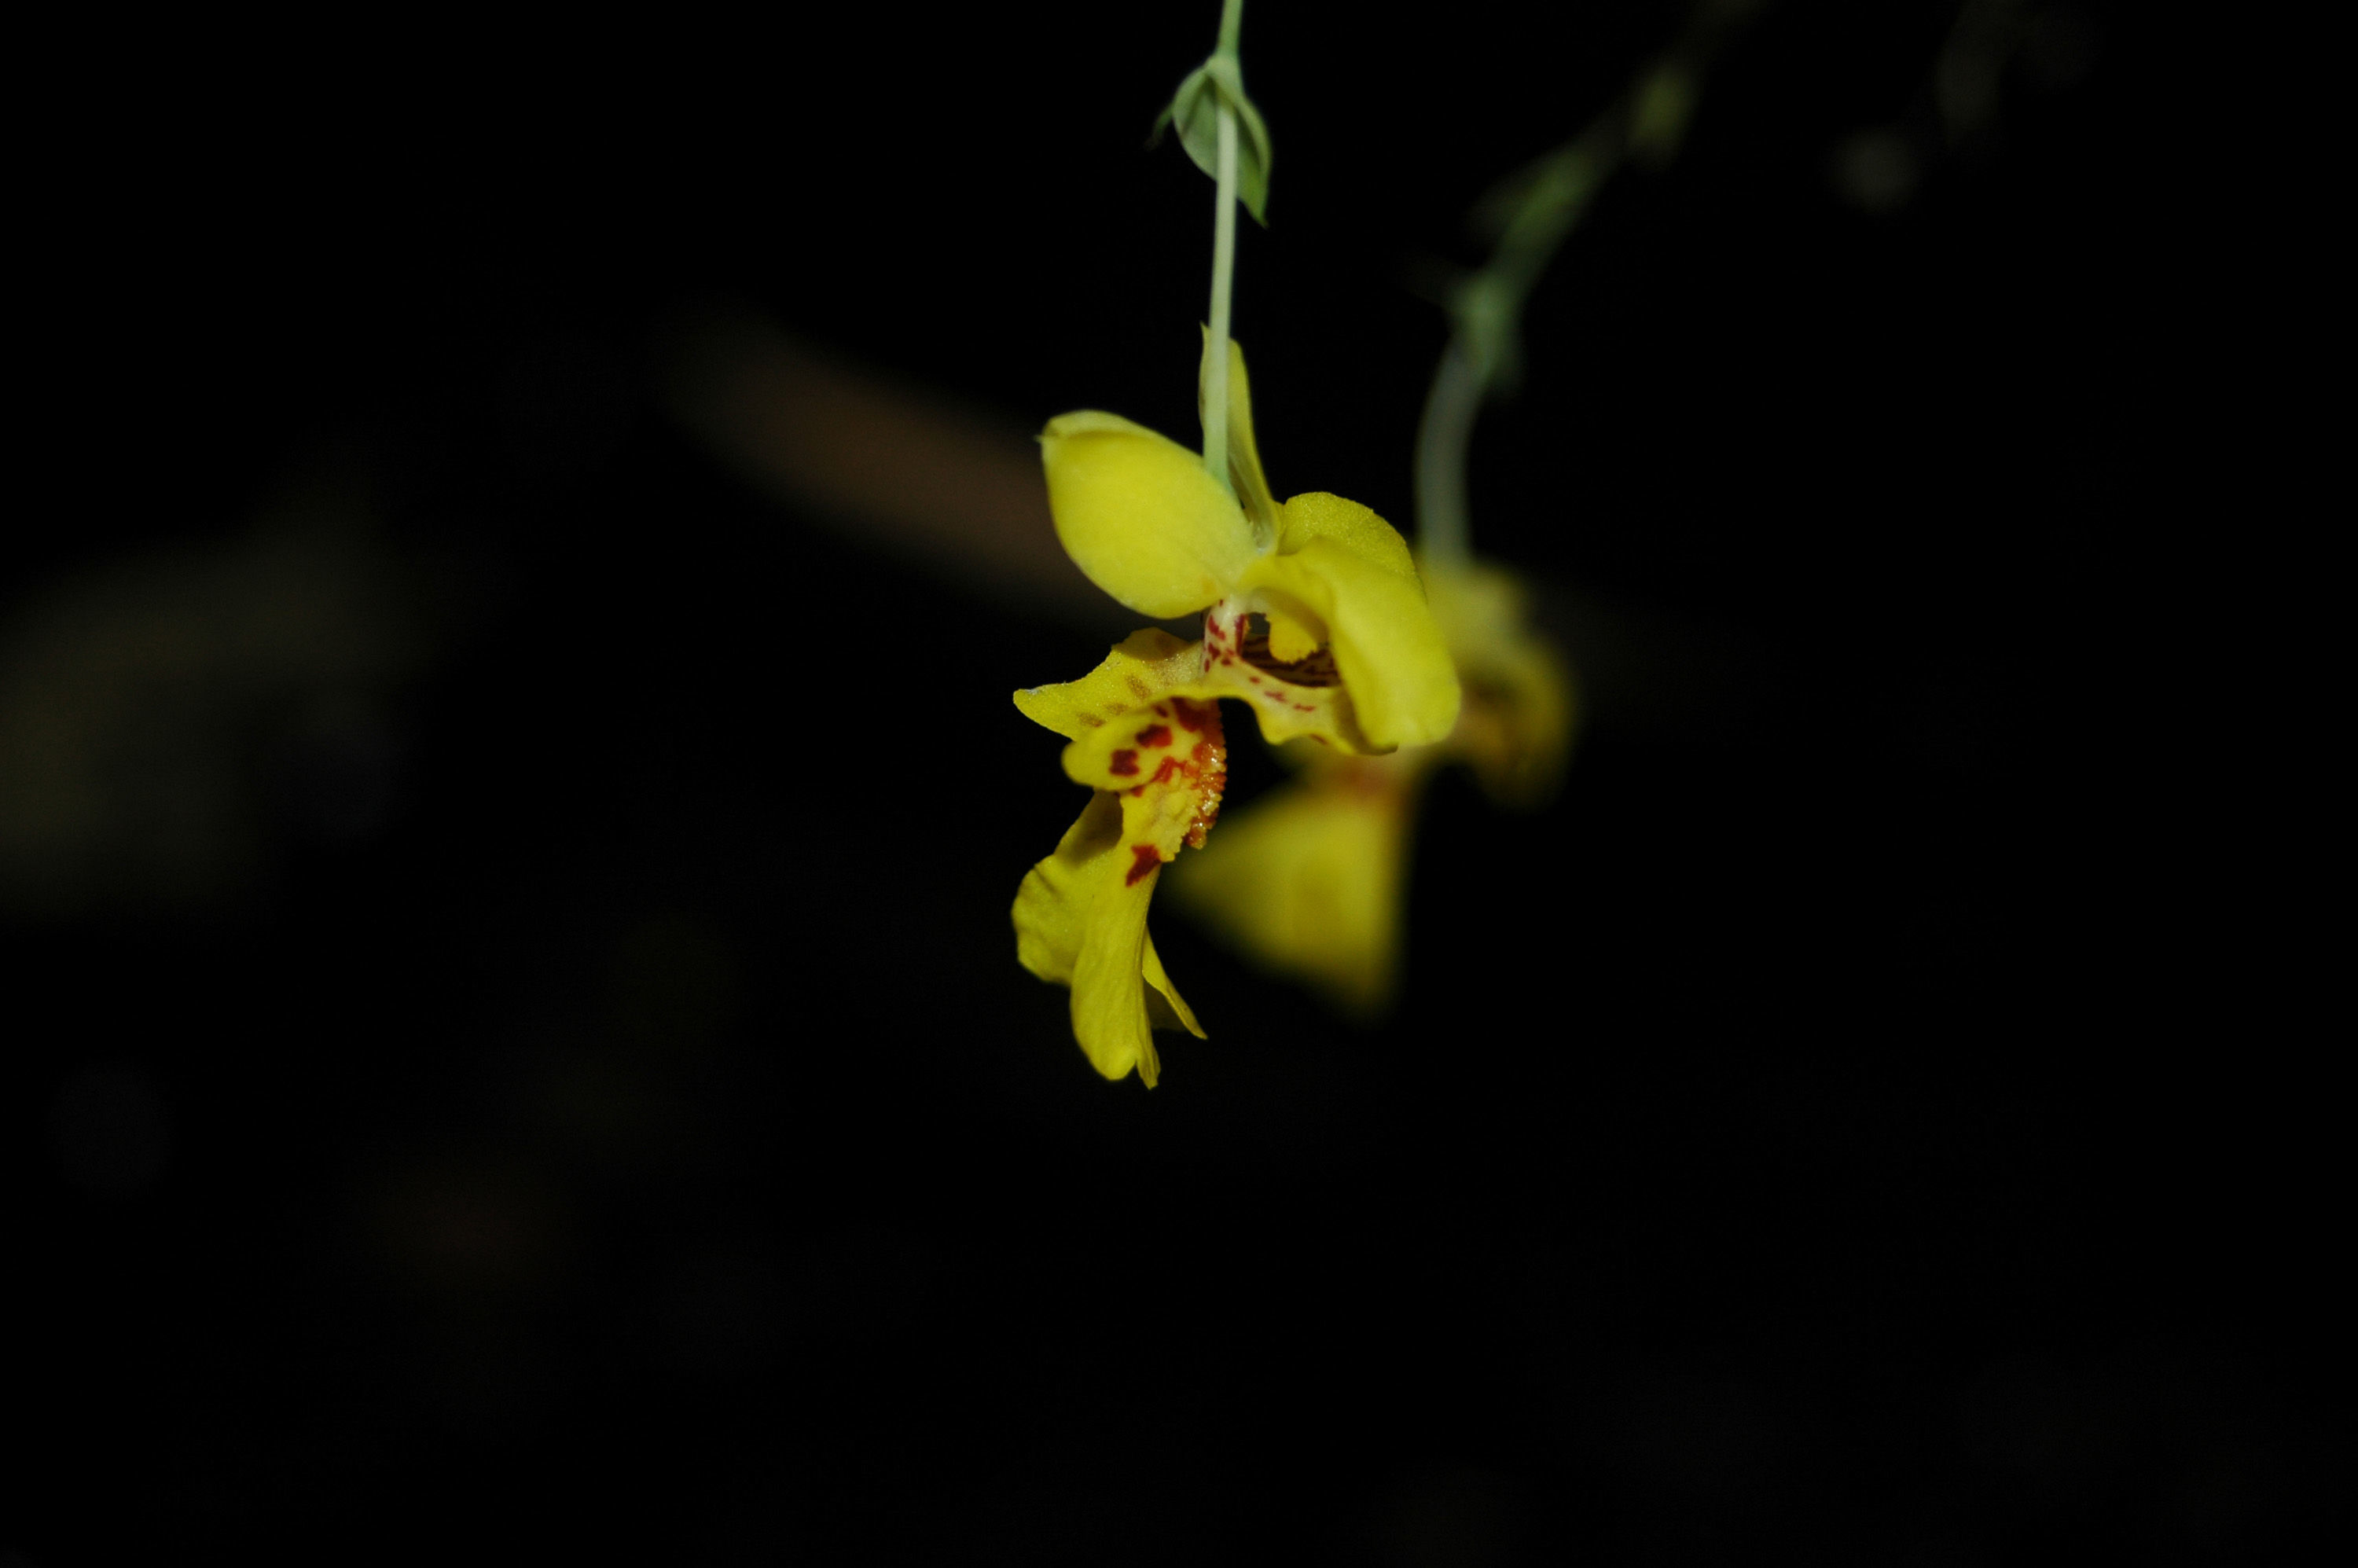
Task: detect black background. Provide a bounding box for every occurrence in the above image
[7,3,2324,1563]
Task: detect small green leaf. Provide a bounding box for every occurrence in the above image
[1151,62,1210,145]
[1153,53,1273,223]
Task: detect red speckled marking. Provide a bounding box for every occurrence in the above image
[1151,756,1181,784]
[1109,749,1139,777]
[1125,845,1163,885]
[1134,723,1171,748]
[1170,697,1218,733]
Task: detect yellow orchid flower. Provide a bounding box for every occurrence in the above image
[1166,553,1574,1015]
[1041,335,1461,755]
[1012,337,1462,1084]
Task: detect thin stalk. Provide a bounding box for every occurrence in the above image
[1411,0,1758,559]
[1202,97,1239,497]
[1414,338,1480,568]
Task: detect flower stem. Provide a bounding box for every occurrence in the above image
[1413,338,1478,569]
[1203,95,1239,497]
[1411,0,1757,562]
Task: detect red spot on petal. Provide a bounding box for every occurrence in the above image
[1126,845,1163,886]
[1151,756,1181,784]
[1170,698,1218,733]
[1108,750,1139,777]
[1134,723,1171,748]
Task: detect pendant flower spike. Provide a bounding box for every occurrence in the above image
[1013,336,1461,1085]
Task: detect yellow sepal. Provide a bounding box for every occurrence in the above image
[1198,332,1281,543]
[1040,412,1257,619]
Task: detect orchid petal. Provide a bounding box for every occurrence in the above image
[1012,791,1202,1085]
[1276,488,1417,580]
[1065,839,1163,1086]
[1012,788,1117,990]
[1140,929,1203,1038]
[1014,629,1202,740]
[1241,501,1461,749]
[1012,637,1228,1085]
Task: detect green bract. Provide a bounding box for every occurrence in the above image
[1155,53,1273,223]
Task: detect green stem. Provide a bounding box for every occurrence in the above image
[1203,96,1239,498]
[1414,338,1479,568]
[1410,0,1758,560]
[1216,0,1243,55]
